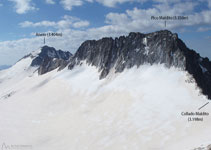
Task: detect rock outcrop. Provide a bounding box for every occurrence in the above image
[68,30,211,99]
[30,46,72,74]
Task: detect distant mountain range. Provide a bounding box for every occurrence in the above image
[0,65,11,70]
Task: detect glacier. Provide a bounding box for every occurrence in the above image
[0,54,210,150]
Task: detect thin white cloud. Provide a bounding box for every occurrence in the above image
[40,0,207,12]
[197,27,211,32]
[59,0,147,10]
[8,0,37,14]
[60,0,83,10]
[72,21,90,28]
[19,15,90,29]
[58,0,189,10]
[59,0,96,10]
[95,0,133,7]
[20,20,57,28]
[45,0,55,4]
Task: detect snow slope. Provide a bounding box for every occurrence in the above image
[0,60,210,150]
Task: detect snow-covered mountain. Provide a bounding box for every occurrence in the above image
[0,30,211,150]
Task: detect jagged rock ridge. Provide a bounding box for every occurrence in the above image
[28,30,211,99]
[69,30,186,78]
[68,30,211,99]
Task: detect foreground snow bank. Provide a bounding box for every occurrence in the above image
[0,63,210,150]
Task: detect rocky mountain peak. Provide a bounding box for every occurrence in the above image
[68,30,211,99]
[69,30,185,78]
[30,46,72,75]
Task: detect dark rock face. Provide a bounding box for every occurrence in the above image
[26,30,211,99]
[68,30,211,99]
[31,46,72,74]
[177,39,211,99]
[69,30,186,79]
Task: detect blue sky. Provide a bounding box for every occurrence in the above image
[0,0,210,65]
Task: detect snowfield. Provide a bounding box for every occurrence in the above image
[0,56,211,150]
